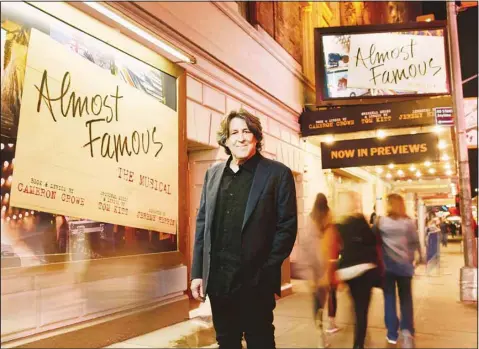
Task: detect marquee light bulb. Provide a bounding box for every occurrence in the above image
[438,140,447,149]
[428,168,436,174]
[388,163,394,169]
[441,154,450,161]
[386,173,392,179]
[415,171,421,177]
[377,130,387,139]
[324,135,335,144]
[409,166,416,172]
[424,161,431,167]
[376,168,384,174]
[397,170,404,176]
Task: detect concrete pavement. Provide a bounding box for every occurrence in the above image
[106,242,478,348]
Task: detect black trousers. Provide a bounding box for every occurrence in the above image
[346,268,377,349]
[209,285,276,349]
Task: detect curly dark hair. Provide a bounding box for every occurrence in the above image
[217,109,263,155]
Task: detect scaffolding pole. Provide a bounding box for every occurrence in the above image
[446,1,477,302]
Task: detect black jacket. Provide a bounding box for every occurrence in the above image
[337,214,378,269]
[191,154,298,296]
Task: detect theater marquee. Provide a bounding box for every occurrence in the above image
[321,133,439,169]
[10,29,179,233]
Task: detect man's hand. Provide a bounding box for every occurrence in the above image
[190,278,205,302]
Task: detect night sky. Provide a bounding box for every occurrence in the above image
[422,2,478,97]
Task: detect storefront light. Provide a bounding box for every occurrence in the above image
[83,2,195,64]
[424,161,431,167]
[388,163,394,169]
[415,171,421,177]
[441,154,450,161]
[428,168,436,174]
[409,165,416,172]
[397,170,404,176]
[438,140,447,149]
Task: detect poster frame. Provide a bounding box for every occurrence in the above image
[314,21,451,107]
[1,1,188,275]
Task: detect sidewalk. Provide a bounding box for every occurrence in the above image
[106,242,478,348]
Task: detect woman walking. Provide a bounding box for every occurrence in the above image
[374,193,422,348]
[335,191,382,349]
[303,193,340,347]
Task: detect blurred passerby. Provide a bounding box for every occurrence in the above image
[303,193,340,348]
[375,194,422,348]
[369,205,377,226]
[335,191,382,349]
[439,218,448,247]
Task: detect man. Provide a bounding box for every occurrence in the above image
[190,109,298,349]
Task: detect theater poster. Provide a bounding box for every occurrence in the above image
[9,29,179,233]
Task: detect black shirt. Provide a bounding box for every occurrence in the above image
[208,153,260,296]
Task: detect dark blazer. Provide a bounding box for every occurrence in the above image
[191,153,297,296]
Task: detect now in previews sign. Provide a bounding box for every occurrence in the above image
[321,133,439,169]
[347,33,449,93]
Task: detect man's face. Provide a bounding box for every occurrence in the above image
[225,117,257,162]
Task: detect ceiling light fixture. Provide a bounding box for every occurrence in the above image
[83,2,195,64]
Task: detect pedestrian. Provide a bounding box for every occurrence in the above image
[439,218,448,247]
[303,193,340,347]
[190,109,298,349]
[374,193,423,348]
[335,191,383,349]
[369,205,377,226]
